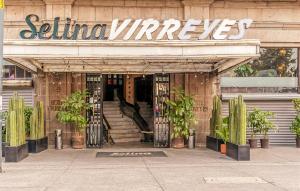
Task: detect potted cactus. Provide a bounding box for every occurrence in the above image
[1,111,7,157]
[226,95,250,161]
[57,91,90,149]
[26,101,48,153]
[206,95,224,152]
[5,93,29,162]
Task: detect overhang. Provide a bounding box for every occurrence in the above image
[3,39,260,74]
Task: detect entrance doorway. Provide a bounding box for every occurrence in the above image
[85,74,170,148]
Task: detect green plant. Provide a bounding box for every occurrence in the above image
[290,115,300,138]
[209,95,222,137]
[228,95,247,145]
[57,90,90,133]
[216,117,229,144]
[1,111,7,142]
[29,101,45,140]
[292,98,300,112]
[234,64,255,77]
[248,108,266,139]
[6,93,26,147]
[165,88,196,139]
[24,106,33,137]
[254,109,276,139]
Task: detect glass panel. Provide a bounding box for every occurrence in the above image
[3,65,15,79]
[16,66,25,78]
[25,71,32,78]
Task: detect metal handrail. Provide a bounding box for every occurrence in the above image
[103,114,114,145]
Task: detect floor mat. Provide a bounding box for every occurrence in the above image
[96,151,167,157]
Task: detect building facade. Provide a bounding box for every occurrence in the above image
[2,0,300,147]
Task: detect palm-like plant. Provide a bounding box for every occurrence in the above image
[165,88,196,139]
[57,91,91,133]
[216,117,229,144]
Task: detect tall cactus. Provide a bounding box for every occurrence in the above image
[6,93,26,147]
[210,95,222,137]
[228,95,247,145]
[30,101,45,140]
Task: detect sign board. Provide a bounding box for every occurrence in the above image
[20,14,253,41]
[0,0,4,9]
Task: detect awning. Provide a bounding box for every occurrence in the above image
[3,39,260,74]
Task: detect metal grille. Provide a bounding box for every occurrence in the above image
[86,74,104,148]
[153,74,170,148]
[222,100,297,145]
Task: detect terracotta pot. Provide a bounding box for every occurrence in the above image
[72,133,84,149]
[248,139,258,149]
[260,138,269,149]
[296,137,300,148]
[172,137,185,149]
[220,144,226,154]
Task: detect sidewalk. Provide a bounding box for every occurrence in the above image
[0,146,299,191]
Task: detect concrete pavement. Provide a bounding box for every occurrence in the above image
[0,146,299,191]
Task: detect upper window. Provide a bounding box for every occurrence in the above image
[224,48,298,77]
[3,61,32,80]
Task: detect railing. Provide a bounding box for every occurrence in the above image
[116,92,151,133]
[103,114,114,145]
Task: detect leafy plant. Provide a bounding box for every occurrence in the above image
[56,91,91,133]
[216,117,229,144]
[165,88,196,139]
[248,108,276,139]
[292,98,300,112]
[290,115,300,138]
[234,64,255,77]
[1,111,7,142]
[24,106,33,137]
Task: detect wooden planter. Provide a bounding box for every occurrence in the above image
[206,136,224,152]
[226,142,250,161]
[1,142,7,157]
[5,143,29,162]
[27,137,48,153]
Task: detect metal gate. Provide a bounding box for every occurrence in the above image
[86,74,104,148]
[153,74,170,148]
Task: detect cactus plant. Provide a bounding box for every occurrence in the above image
[228,95,247,145]
[210,95,222,137]
[5,93,26,147]
[29,101,45,140]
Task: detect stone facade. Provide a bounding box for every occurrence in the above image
[3,0,300,147]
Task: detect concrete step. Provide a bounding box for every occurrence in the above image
[109,125,137,130]
[111,133,142,139]
[105,117,131,122]
[110,129,140,134]
[104,114,124,118]
[113,137,142,143]
[109,121,134,126]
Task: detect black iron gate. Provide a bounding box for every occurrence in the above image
[153,74,170,148]
[86,74,104,148]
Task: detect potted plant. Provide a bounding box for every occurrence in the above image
[206,95,223,152]
[1,111,7,157]
[216,117,229,154]
[248,108,265,148]
[26,101,48,153]
[57,91,90,149]
[291,99,300,148]
[165,88,196,149]
[290,115,300,148]
[254,109,276,149]
[226,95,250,161]
[5,93,29,162]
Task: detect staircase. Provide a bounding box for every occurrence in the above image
[103,101,142,143]
[137,102,154,131]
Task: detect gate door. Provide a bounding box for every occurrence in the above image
[86,74,104,148]
[153,74,170,148]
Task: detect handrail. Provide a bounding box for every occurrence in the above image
[103,114,115,145]
[117,91,151,133]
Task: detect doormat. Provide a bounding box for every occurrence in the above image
[96,151,167,158]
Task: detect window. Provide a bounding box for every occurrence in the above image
[3,62,32,80]
[224,48,298,77]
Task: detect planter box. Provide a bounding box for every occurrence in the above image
[206,136,224,152]
[1,142,7,157]
[226,142,250,161]
[5,143,29,162]
[27,136,48,153]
